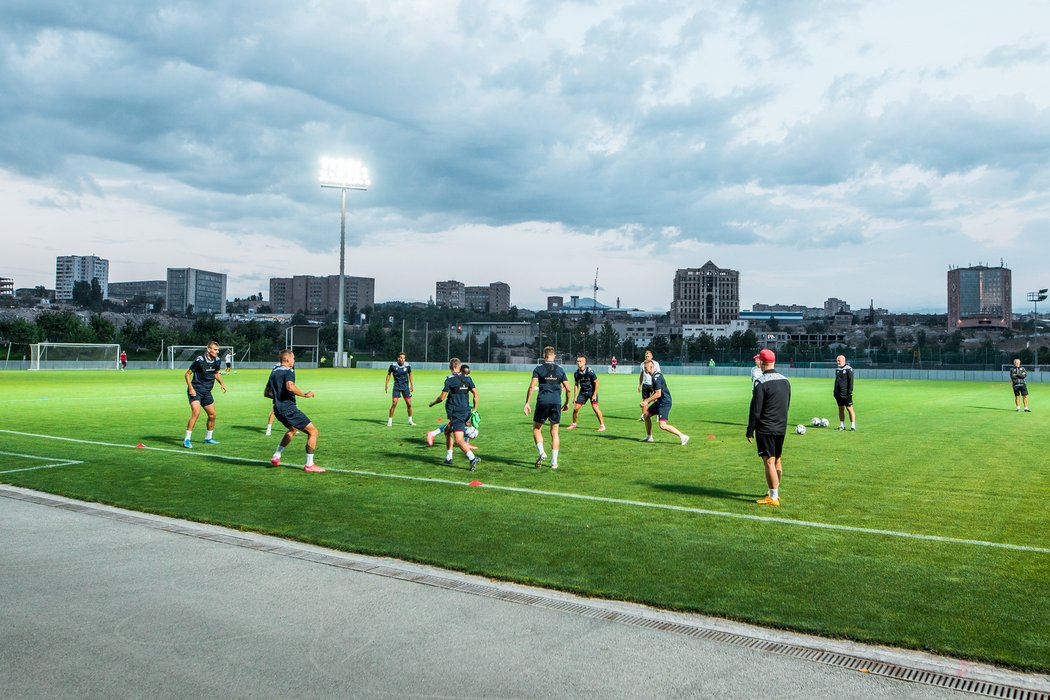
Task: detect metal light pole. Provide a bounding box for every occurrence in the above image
[319,157,370,368]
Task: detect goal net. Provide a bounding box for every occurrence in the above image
[30,343,121,370]
[168,345,235,370]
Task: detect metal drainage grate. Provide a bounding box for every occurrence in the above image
[4,487,1046,700]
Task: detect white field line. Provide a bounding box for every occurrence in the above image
[0,429,1046,555]
[0,450,84,474]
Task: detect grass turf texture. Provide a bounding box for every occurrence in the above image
[1,368,1047,670]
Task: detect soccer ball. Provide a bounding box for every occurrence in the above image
[795,424,807,435]
[464,425,479,440]
[820,418,830,428]
[811,417,821,426]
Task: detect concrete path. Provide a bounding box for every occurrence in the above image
[2,486,1046,699]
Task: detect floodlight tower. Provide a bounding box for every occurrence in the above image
[319,157,370,368]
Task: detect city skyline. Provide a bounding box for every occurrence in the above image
[2,2,1049,313]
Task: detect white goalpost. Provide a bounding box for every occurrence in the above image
[168,345,235,370]
[30,343,121,370]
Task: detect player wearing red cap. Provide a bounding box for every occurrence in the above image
[746,349,790,506]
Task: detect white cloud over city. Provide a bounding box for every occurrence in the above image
[1,0,1048,312]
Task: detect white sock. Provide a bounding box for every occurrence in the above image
[184,430,192,440]
[205,430,213,440]
[839,422,845,428]
[851,422,856,428]
[387,418,393,426]
[446,449,454,460]
[770,488,778,500]
[465,450,475,460]
[275,445,285,455]
[536,443,545,456]
[265,425,272,434]
[428,429,440,438]
[408,417,415,425]
[551,449,559,463]
[305,453,314,466]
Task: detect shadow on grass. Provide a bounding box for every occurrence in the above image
[704,419,747,427]
[371,449,540,472]
[141,435,189,447]
[967,406,1018,412]
[648,482,757,503]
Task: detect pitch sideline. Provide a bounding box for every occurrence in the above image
[0,428,1046,556]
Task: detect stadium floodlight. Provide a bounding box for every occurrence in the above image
[319,157,370,368]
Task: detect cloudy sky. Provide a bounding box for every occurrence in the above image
[2,1,1048,313]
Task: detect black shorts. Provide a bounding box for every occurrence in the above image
[575,392,598,406]
[446,412,470,433]
[188,388,214,407]
[392,387,412,399]
[1013,385,1028,397]
[646,400,671,422]
[755,432,785,459]
[641,385,654,400]
[835,394,853,407]
[275,405,312,431]
[533,402,562,425]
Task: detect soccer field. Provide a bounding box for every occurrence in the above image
[1,368,1047,670]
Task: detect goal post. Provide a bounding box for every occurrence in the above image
[30,343,121,370]
[168,345,235,370]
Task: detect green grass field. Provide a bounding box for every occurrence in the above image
[1,367,1047,670]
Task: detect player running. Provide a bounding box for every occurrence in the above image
[747,349,791,506]
[428,358,480,471]
[182,340,227,449]
[1010,358,1031,412]
[385,352,415,427]
[566,354,605,431]
[639,359,689,445]
[266,349,324,472]
[524,346,571,469]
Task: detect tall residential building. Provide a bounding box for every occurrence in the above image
[55,255,109,301]
[268,275,375,316]
[108,280,167,303]
[462,282,512,313]
[824,297,850,316]
[435,280,466,308]
[947,264,1012,330]
[670,261,740,326]
[0,277,13,298]
[488,281,511,313]
[167,268,227,315]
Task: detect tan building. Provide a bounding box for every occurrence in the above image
[269,275,376,316]
[947,264,1011,330]
[670,261,739,326]
[438,280,510,312]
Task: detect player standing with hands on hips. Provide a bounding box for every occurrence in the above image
[747,349,791,507]
[266,349,323,472]
[833,354,856,431]
[525,346,571,469]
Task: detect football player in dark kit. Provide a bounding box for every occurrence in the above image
[182,340,227,449]
[266,349,324,472]
[639,359,689,445]
[385,352,415,427]
[428,357,480,471]
[567,353,606,432]
[524,346,571,469]
[747,349,791,507]
[1011,358,1031,412]
[833,354,856,431]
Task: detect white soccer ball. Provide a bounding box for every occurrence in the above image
[795,424,807,435]
[820,418,830,428]
[464,425,479,440]
[811,417,821,426]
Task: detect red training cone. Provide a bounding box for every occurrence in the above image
[468,480,483,487]
[135,443,146,448]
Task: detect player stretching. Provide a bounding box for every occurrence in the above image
[639,359,688,445]
[1011,358,1031,412]
[747,349,791,506]
[267,349,324,472]
[567,354,605,431]
[524,346,571,469]
[183,340,227,448]
[428,358,480,471]
[385,352,415,426]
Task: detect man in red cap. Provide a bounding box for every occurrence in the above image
[746,348,791,506]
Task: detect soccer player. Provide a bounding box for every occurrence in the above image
[751,356,763,387]
[1011,358,1031,412]
[524,346,571,469]
[639,359,689,445]
[567,354,605,431]
[223,350,233,375]
[119,350,127,371]
[637,349,661,420]
[833,354,856,430]
[428,358,480,471]
[747,349,791,507]
[385,352,415,427]
[183,340,227,449]
[265,409,275,436]
[266,349,324,472]
[611,356,617,373]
